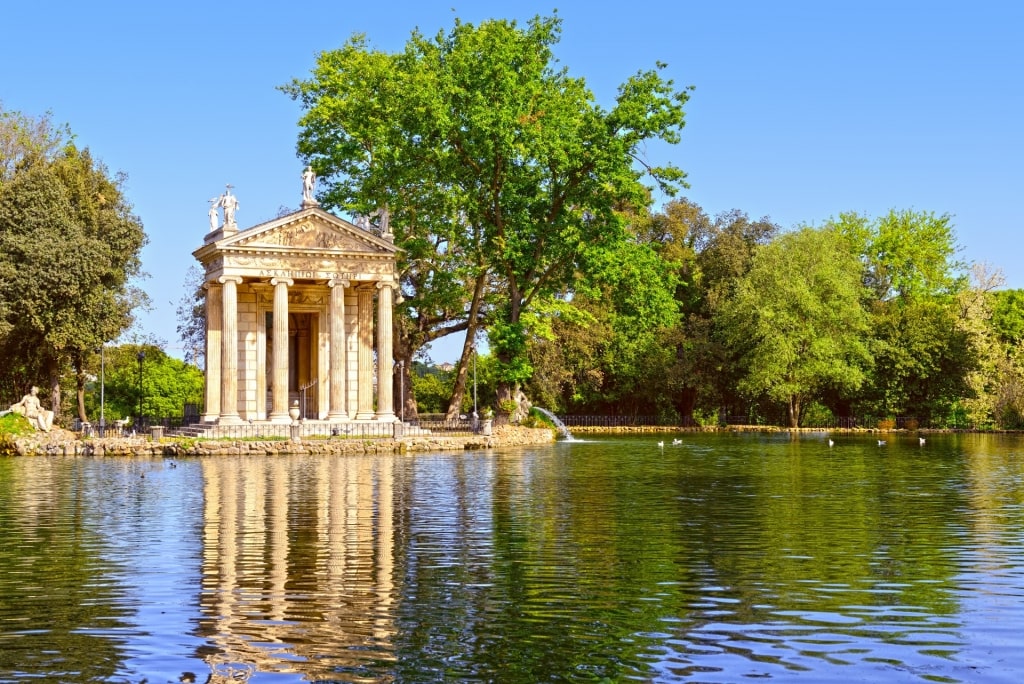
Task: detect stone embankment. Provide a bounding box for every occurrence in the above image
[3,424,555,457]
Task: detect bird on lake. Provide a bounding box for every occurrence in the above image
[919,437,926,446]
[672,438,682,445]
[878,440,887,446]
[657,440,664,448]
[828,439,834,447]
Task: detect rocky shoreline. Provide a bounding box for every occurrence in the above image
[2,424,556,457]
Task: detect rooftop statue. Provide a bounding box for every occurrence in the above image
[302,165,317,205]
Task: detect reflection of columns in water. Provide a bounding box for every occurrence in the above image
[355,287,375,420]
[218,275,244,424]
[269,278,292,423]
[197,455,398,674]
[375,457,394,640]
[268,458,288,621]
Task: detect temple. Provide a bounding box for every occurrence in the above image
[192,183,400,428]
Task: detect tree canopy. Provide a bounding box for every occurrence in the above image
[0,105,147,421]
[284,13,692,411]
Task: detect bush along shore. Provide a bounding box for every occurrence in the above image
[0,424,556,458]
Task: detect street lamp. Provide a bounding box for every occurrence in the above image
[136,350,145,429]
[99,345,106,437]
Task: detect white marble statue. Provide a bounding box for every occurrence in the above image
[370,206,391,236]
[217,187,239,226]
[302,165,316,203]
[8,386,54,432]
[208,197,220,231]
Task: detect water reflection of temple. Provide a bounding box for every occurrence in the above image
[196,455,396,679]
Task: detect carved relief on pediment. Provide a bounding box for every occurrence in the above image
[243,221,371,251]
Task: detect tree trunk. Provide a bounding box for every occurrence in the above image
[445,270,488,420]
[788,395,801,429]
[392,320,418,422]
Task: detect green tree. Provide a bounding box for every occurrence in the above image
[980,285,1024,428]
[720,226,871,427]
[991,288,1024,345]
[0,103,70,186]
[175,264,206,367]
[0,109,146,423]
[639,199,778,421]
[97,344,203,423]
[830,209,972,423]
[285,14,691,410]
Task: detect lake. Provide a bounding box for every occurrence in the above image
[1,432,1023,683]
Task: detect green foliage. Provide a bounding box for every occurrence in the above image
[285,14,692,402]
[489,320,534,386]
[991,289,1024,345]
[720,226,871,427]
[0,107,147,420]
[0,412,35,437]
[410,369,454,414]
[89,344,203,421]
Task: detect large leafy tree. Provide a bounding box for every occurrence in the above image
[639,199,778,421]
[525,229,681,416]
[284,14,691,410]
[0,108,147,422]
[830,209,971,422]
[720,226,871,428]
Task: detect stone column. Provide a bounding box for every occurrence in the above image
[375,281,396,421]
[218,275,244,424]
[202,282,222,422]
[328,279,349,420]
[354,286,375,420]
[268,278,292,423]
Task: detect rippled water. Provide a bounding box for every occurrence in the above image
[1,432,1023,682]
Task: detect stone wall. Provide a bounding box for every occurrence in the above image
[3,423,556,457]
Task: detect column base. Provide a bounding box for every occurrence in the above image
[327,411,350,422]
[354,411,376,421]
[375,411,397,422]
[217,414,245,425]
[268,412,292,424]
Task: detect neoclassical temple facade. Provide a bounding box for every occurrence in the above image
[193,191,399,425]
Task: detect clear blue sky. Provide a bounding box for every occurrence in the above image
[3,1,1021,362]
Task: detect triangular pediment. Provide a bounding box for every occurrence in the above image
[239,210,396,254]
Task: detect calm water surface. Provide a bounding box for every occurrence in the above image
[1,432,1023,683]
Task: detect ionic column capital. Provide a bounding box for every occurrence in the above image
[328,278,350,289]
[218,275,244,286]
[270,277,294,288]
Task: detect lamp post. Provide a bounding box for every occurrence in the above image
[136,350,145,429]
[99,345,106,437]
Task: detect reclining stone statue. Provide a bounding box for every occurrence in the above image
[6,386,54,432]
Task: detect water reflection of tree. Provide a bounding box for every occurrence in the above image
[0,459,131,681]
